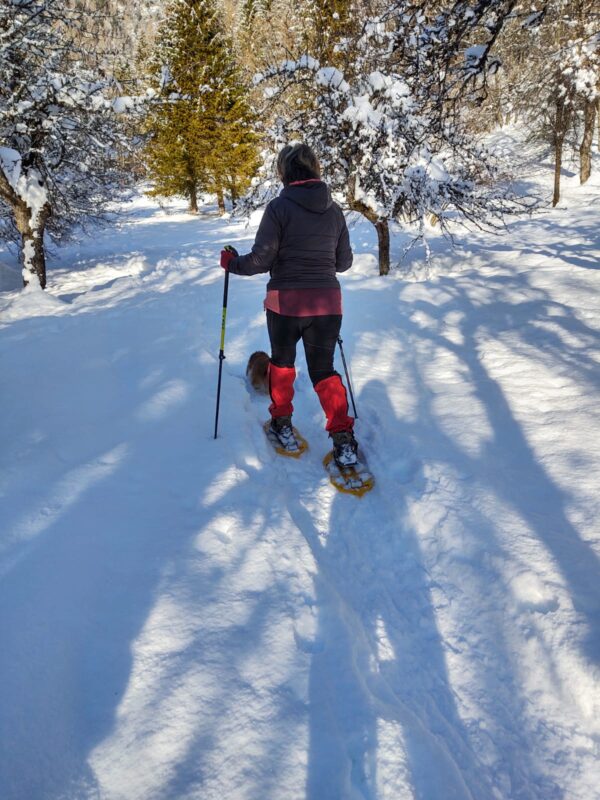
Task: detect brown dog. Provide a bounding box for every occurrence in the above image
[246,351,270,394]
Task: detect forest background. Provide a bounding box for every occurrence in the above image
[0,0,599,288]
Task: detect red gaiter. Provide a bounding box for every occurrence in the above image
[268,363,296,417]
[314,375,354,433]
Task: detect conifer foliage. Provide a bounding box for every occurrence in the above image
[143,0,259,214]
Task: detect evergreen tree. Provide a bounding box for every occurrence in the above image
[143,0,259,213]
[303,0,355,67]
[232,0,307,75]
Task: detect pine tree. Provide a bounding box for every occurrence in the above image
[232,0,307,75]
[143,0,259,213]
[303,0,355,67]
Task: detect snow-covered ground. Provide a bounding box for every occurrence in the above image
[1,134,599,800]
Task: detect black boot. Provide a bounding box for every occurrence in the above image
[331,429,358,468]
[269,415,299,452]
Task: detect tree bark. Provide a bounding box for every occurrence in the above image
[21,228,48,289]
[14,201,49,289]
[188,185,199,214]
[553,138,563,208]
[579,98,596,185]
[374,219,390,275]
[216,187,226,215]
[347,178,391,276]
[350,203,390,274]
[552,96,570,208]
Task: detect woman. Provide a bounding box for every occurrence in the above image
[220,143,359,467]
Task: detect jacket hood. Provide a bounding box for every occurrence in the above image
[280,180,333,214]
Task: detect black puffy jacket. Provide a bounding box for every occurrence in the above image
[228,181,353,290]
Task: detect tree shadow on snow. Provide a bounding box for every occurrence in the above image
[292,260,600,797]
[0,285,285,799]
[405,272,600,663]
[2,245,598,799]
[276,376,558,799]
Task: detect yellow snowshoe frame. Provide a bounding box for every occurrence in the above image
[323,451,375,497]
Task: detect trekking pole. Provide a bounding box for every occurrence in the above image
[337,335,358,419]
[213,267,230,439]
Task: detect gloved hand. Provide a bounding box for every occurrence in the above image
[220,245,239,270]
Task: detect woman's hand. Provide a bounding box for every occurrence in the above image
[220,245,239,270]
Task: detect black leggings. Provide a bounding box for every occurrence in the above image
[267,310,342,386]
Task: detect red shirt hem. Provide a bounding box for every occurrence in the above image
[264,288,342,316]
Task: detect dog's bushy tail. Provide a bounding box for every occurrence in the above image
[246,351,270,394]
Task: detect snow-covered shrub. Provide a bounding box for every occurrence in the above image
[0,0,141,289]
[241,1,535,274]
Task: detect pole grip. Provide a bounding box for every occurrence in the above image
[219,307,227,351]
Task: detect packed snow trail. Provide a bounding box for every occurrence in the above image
[1,141,600,799]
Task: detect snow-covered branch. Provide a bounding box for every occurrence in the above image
[241,1,529,274]
[0,0,145,288]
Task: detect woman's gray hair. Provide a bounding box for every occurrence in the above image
[277,143,321,184]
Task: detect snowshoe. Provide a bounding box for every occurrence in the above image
[323,451,374,497]
[324,431,374,496]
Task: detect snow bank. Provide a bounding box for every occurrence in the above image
[1,133,599,800]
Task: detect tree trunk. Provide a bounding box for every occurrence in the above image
[188,186,198,214]
[21,228,47,289]
[15,201,49,289]
[580,98,596,185]
[553,137,563,208]
[552,96,570,208]
[350,205,391,274]
[216,187,226,215]
[0,167,49,289]
[347,177,391,276]
[375,219,390,275]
